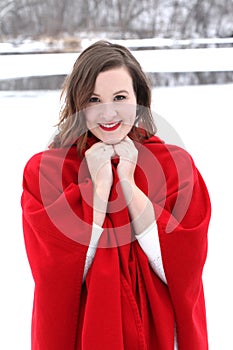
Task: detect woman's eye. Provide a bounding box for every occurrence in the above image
[89,97,100,103]
[114,95,126,101]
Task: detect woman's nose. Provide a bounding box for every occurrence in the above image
[99,103,117,121]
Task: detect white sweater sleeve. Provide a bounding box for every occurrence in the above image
[83,222,167,284]
[135,221,167,284]
[82,222,103,283]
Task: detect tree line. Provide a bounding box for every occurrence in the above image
[0,0,233,40]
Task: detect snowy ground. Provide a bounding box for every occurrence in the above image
[1,37,233,55]
[0,83,233,349]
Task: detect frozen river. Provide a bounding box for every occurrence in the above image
[1,47,233,78]
[0,83,233,349]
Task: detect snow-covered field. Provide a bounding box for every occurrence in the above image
[1,36,233,55]
[0,82,233,349]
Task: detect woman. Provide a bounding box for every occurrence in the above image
[21,40,211,349]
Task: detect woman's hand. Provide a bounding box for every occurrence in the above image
[85,142,115,188]
[113,136,138,183]
[114,137,155,235]
[85,142,115,227]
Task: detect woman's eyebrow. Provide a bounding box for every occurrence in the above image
[91,90,129,96]
[113,90,129,95]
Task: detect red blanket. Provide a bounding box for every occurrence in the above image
[21,135,211,349]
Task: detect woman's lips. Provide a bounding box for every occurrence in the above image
[99,121,121,131]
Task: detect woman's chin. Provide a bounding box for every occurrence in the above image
[103,137,123,145]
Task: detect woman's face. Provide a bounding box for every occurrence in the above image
[84,67,137,145]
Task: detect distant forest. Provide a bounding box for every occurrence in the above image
[1,0,233,40]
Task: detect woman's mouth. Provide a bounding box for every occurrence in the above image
[99,121,121,131]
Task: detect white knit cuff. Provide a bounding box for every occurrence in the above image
[89,222,104,247]
[135,221,167,284]
[82,223,104,282]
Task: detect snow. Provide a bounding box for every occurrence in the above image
[82,37,233,50]
[0,90,60,350]
[0,82,232,349]
[1,47,233,80]
[0,39,49,54]
[134,47,233,72]
[0,52,77,79]
[1,37,233,55]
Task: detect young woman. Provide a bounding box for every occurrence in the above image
[21,40,211,349]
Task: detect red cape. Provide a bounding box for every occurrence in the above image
[21,135,211,349]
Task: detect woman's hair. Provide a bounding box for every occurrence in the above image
[52,40,157,155]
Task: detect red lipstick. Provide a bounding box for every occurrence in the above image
[99,122,121,132]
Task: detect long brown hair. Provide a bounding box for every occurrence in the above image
[51,40,156,155]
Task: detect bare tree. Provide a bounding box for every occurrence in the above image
[1,0,233,40]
